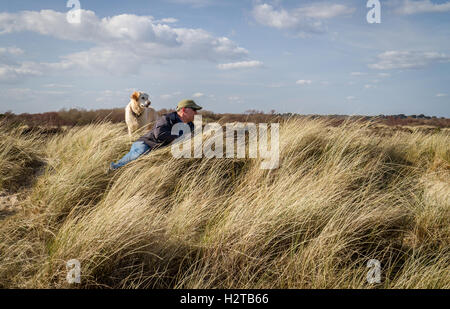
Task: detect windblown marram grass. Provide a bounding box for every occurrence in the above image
[0,118,448,288]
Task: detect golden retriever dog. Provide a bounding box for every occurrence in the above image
[125,91,157,136]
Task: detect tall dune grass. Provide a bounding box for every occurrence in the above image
[0,122,45,193]
[0,118,449,288]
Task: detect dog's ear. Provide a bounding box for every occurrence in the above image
[131,91,140,101]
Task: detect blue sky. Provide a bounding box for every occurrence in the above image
[0,0,449,116]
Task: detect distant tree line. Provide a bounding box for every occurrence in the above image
[1,108,449,128]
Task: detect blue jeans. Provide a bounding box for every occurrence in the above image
[110,141,151,170]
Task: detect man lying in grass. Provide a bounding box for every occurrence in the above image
[109,99,202,172]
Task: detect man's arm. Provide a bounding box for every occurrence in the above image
[153,122,178,145]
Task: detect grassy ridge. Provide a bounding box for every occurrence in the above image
[0,122,46,193]
[0,118,449,288]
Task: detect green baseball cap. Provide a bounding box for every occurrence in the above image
[177,99,202,111]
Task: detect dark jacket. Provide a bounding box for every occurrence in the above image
[137,112,194,151]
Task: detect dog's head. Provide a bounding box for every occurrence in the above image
[131,91,151,108]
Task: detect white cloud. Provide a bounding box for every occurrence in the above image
[298,3,356,19]
[436,93,448,97]
[0,47,24,56]
[364,84,376,89]
[228,96,243,103]
[395,0,450,15]
[267,82,285,88]
[0,87,68,99]
[251,3,355,36]
[296,79,312,85]
[87,89,131,102]
[160,94,174,100]
[0,62,43,82]
[369,51,450,70]
[167,0,214,7]
[346,96,356,101]
[0,9,249,76]
[378,72,391,77]
[217,60,263,70]
[0,10,184,45]
[0,87,32,96]
[351,72,366,76]
[0,46,25,68]
[0,57,75,82]
[44,83,74,88]
[252,4,304,30]
[192,92,205,98]
[160,91,182,100]
[156,18,178,24]
[58,47,142,75]
[37,90,68,95]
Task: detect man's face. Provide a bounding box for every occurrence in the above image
[183,107,197,123]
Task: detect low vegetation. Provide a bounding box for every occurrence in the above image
[0,117,448,288]
[1,108,449,128]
